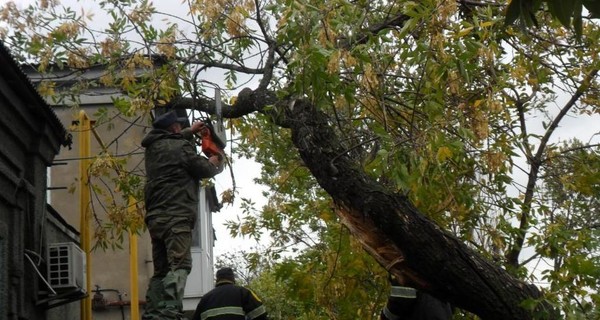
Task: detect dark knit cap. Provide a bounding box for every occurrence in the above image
[216,267,235,281]
[152,111,187,129]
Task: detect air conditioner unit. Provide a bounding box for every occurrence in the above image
[47,242,86,293]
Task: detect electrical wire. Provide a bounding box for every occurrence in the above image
[24,251,57,295]
[54,150,144,162]
[24,249,43,265]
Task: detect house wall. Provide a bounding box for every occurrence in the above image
[49,102,153,320]
[45,206,84,320]
[0,221,8,320]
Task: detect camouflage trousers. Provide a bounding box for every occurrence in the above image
[142,215,193,320]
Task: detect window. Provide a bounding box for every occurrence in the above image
[192,214,201,247]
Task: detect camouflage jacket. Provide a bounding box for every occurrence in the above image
[141,127,221,221]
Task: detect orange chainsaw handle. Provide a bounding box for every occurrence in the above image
[199,126,224,159]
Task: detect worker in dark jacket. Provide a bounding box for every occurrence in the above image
[381,273,452,320]
[141,111,224,320]
[192,267,268,320]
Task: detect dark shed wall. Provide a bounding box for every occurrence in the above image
[0,221,7,320]
[0,41,71,320]
[44,206,82,320]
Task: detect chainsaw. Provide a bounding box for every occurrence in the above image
[199,89,226,159]
[198,120,225,159]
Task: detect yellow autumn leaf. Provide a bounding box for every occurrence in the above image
[457,27,473,37]
[327,50,341,74]
[220,189,235,205]
[37,81,56,97]
[318,209,334,222]
[480,21,494,28]
[437,146,453,162]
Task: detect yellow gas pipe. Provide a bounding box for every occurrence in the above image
[128,196,140,319]
[79,111,141,320]
[78,111,92,320]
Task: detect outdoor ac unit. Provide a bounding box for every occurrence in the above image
[47,242,86,293]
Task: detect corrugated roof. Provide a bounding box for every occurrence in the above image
[0,41,71,147]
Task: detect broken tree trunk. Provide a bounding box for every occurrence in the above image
[284,98,551,320]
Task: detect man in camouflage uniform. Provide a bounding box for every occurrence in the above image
[141,111,224,320]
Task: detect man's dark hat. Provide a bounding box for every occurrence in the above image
[152,111,187,129]
[216,267,235,281]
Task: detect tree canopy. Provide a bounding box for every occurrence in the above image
[1,0,600,318]
[505,0,600,36]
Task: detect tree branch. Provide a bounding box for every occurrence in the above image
[507,68,599,266]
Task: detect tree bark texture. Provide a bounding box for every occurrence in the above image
[284,99,549,320]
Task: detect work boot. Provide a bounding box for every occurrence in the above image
[162,308,183,320]
[154,299,184,320]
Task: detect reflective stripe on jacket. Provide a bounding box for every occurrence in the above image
[192,282,268,320]
[381,286,452,320]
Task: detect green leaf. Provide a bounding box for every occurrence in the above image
[547,0,575,27]
[505,0,523,26]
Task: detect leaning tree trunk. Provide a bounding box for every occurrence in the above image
[176,89,554,319]
[283,99,552,320]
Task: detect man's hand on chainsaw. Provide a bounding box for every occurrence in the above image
[190,121,206,134]
[208,155,221,166]
[208,154,225,173]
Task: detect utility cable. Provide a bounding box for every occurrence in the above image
[24,251,57,295]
